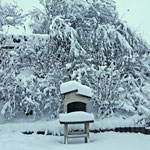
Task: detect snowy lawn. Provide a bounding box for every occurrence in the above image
[0,115,145,134]
[0,132,150,150]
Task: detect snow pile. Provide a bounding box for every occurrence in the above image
[0,119,62,135]
[91,115,146,130]
[60,81,92,97]
[59,111,94,122]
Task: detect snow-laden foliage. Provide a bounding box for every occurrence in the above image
[0,34,62,119]
[1,0,150,126]
[0,1,25,31]
[29,0,118,34]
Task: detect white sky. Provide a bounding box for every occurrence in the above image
[115,0,150,43]
[2,0,150,43]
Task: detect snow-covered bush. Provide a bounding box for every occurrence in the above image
[0,1,25,31]
[0,34,62,119]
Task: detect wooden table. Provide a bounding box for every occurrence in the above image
[60,120,94,144]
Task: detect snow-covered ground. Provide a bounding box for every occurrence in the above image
[0,115,149,150]
[0,131,150,150]
[0,116,149,150]
[0,115,146,135]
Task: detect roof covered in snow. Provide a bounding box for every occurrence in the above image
[60,81,92,97]
[59,111,94,123]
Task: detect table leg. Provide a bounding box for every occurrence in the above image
[84,123,89,143]
[64,124,68,144]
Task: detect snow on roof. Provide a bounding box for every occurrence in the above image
[60,81,92,97]
[59,111,94,122]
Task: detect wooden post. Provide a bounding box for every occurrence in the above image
[84,123,89,143]
[64,124,68,144]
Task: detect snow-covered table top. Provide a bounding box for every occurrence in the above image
[59,111,94,124]
[60,81,92,97]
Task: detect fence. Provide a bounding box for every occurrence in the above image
[23,127,150,135]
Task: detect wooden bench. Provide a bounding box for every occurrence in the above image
[60,120,94,144]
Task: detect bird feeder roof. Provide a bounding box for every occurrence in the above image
[60,81,92,98]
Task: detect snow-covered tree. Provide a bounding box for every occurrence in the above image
[29,0,118,34]
[1,0,150,124]
[28,0,150,120]
[0,1,25,32]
